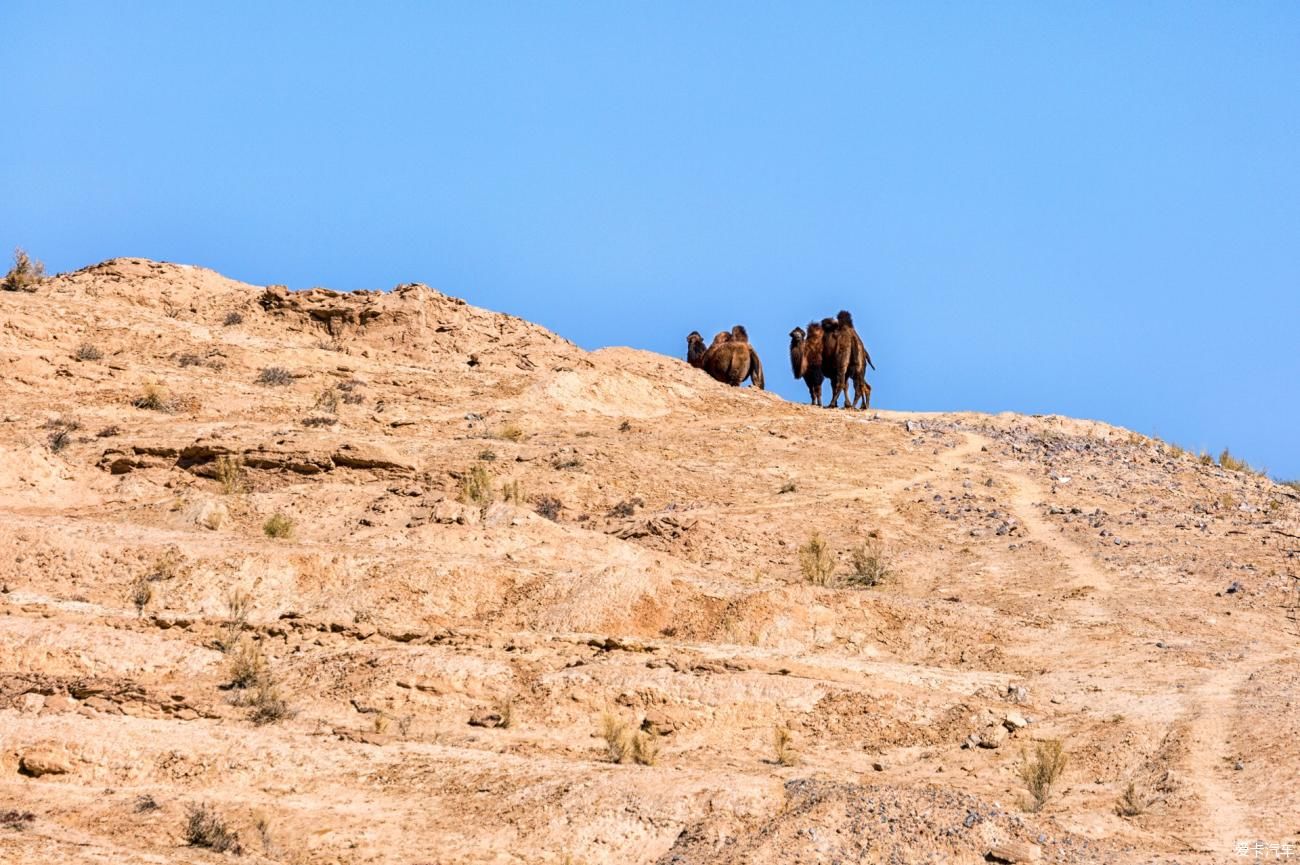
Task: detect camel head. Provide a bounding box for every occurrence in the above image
[730,324,749,343]
[820,317,839,332]
[807,321,824,338]
[837,310,854,327]
[789,326,805,342]
[709,331,731,348]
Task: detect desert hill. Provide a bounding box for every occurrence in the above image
[1,258,1298,864]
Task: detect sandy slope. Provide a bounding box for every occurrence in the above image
[0,258,1297,864]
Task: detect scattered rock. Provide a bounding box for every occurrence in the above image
[977,724,1009,749]
[19,748,72,777]
[986,840,1041,863]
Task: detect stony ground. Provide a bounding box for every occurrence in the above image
[1,258,1297,864]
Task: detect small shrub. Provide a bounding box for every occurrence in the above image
[301,416,336,428]
[217,587,252,652]
[633,728,659,766]
[341,390,365,405]
[177,353,204,368]
[619,420,632,432]
[460,464,493,508]
[1,248,44,292]
[0,810,35,830]
[314,387,339,414]
[552,455,585,470]
[214,455,245,495]
[184,803,242,854]
[778,482,796,494]
[134,795,160,813]
[495,694,516,729]
[1115,779,1157,817]
[47,428,73,453]
[478,448,497,462]
[337,379,365,404]
[846,539,889,588]
[491,422,525,442]
[96,425,121,438]
[1019,739,1068,812]
[147,549,183,582]
[798,533,836,586]
[222,311,243,326]
[501,479,524,505]
[1220,492,1237,510]
[1198,451,1214,466]
[534,496,562,521]
[255,366,293,387]
[227,639,269,689]
[132,382,175,413]
[75,343,103,361]
[248,678,291,725]
[607,497,644,518]
[773,725,798,766]
[263,513,293,539]
[129,576,152,616]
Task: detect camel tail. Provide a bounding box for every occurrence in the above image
[865,348,876,371]
[750,348,765,390]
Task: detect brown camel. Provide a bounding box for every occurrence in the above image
[700,324,764,389]
[837,310,875,409]
[819,317,852,408]
[686,331,707,368]
[788,322,825,406]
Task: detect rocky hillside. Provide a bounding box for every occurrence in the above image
[1,258,1297,864]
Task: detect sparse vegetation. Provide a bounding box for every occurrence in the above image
[600,712,657,765]
[1115,779,1158,817]
[132,382,176,413]
[1218,448,1258,474]
[214,455,245,495]
[47,427,73,453]
[184,803,242,854]
[799,533,836,586]
[227,638,269,689]
[314,386,339,414]
[534,495,562,521]
[0,809,35,830]
[501,479,524,505]
[301,415,336,428]
[478,448,497,462]
[778,482,796,494]
[491,422,525,442]
[177,353,205,368]
[607,497,644,518]
[1220,492,1237,510]
[75,342,103,361]
[619,420,632,432]
[129,576,152,616]
[218,587,252,651]
[460,464,493,508]
[146,549,183,582]
[255,366,293,387]
[263,513,294,539]
[337,379,365,404]
[552,455,584,470]
[773,725,798,766]
[96,425,121,438]
[846,539,890,588]
[495,694,516,729]
[2,248,44,292]
[247,678,292,725]
[1198,451,1214,466]
[1018,739,1068,812]
[134,795,160,813]
[222,311,244,326]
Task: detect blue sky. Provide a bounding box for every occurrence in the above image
[3,2,1297,477]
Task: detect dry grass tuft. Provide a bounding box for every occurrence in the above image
[214,455,245,495]
[1115,779,1159,817]
[460,464,493,508]
[1019,739,1068,812]
[534,495,562,521]
[799,533,836,586]
[75,342,103,361]
[184,803,242,854]
[222,310,243,326]
[129,576,152,616]
[263,513,293,539]
[773,725,798,766]
[491,422,525,442]
[846,539,890,588]
[132,382,176,413]
[600,713,657,765]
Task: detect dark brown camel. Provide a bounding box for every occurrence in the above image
[686,331,707,368]
[837,310,875,409]
[819,317,852,408]
[788,322,825,406]
[700,324,764,389]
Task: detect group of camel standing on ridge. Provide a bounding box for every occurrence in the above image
[685,310,875,409]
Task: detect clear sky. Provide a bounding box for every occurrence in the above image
[3,2,1297,477]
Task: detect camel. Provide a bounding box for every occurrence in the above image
[819,317,852,408]
[686,331,707,368]
[836,310,875,409]
[699,324,764,389]
[788,322,825,406]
